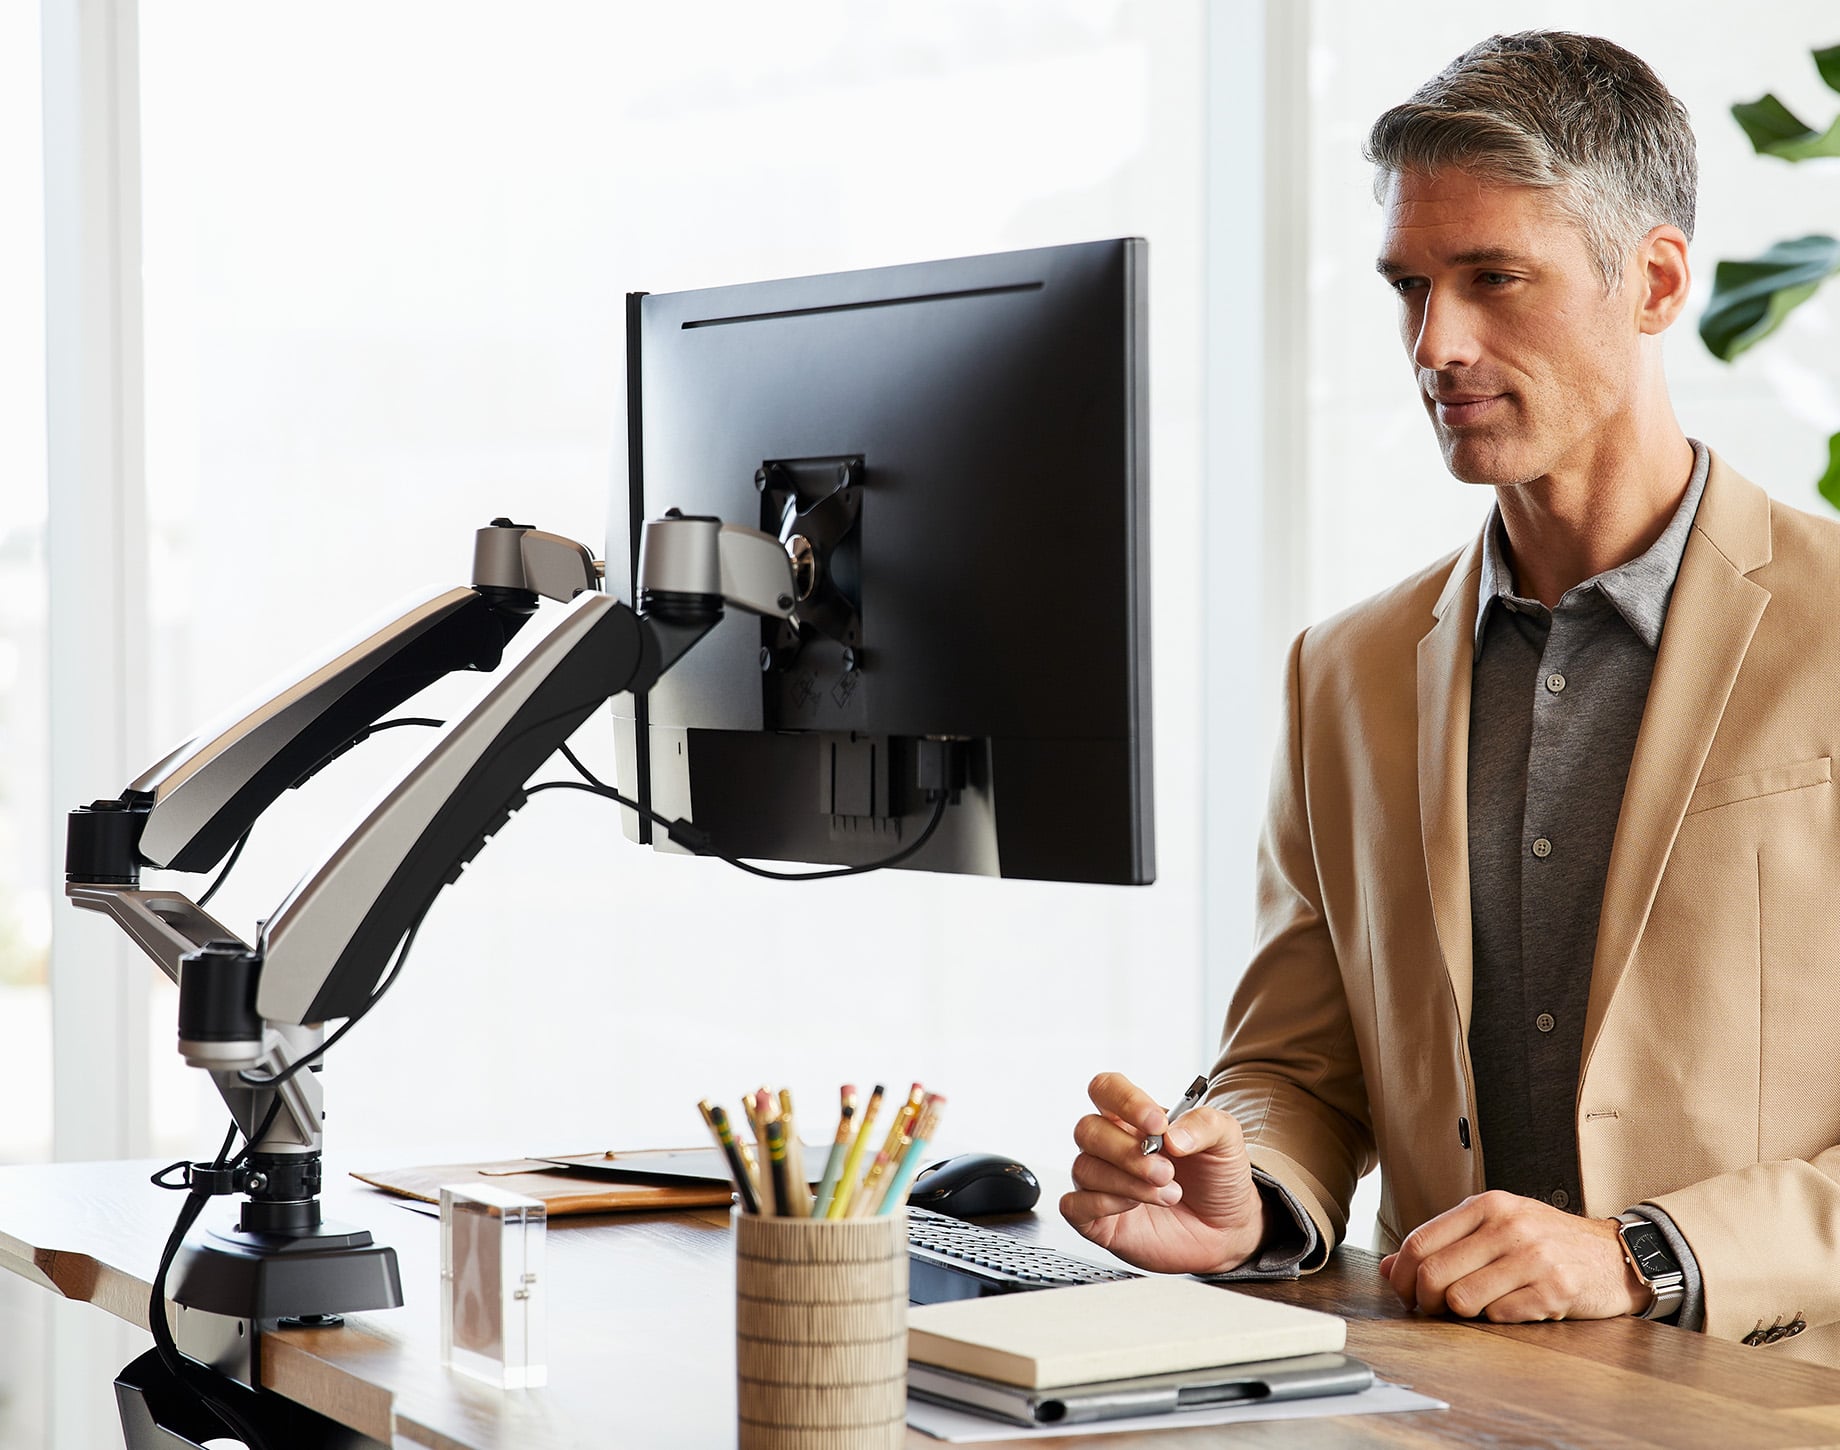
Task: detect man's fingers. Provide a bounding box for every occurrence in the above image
[1412,1227,1516,1315]
[1072,1113,1174,1182]
[1386,1190,1507,1306]
[1477,1286,1564,1324]
[1060,1187,1148,1232]
[1086,1071,1167,1136]
[1071,1152,1182,1207]
[1436,1252,1532,1319]
[1156,1105,1245,1159]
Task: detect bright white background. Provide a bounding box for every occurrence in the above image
[131,0,1210,1168]
[4,3,1836,1446]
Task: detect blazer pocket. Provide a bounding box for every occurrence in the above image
[1685,756,1831,816]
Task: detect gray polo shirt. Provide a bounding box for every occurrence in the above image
[1466,438,1710,1323]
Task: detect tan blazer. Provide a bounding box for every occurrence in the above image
[1211,453,1840,1363]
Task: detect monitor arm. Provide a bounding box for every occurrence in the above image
[63,512,793,1334]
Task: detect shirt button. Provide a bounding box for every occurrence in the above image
[1550,1189,1570,1210]
[1532,837,1552,859]
[1536,1012,1555,1033]
[1546,672,1566,693]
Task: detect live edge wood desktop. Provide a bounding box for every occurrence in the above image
[4,1160,1840,1449]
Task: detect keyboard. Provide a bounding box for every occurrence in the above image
[906,1206,1141,1304]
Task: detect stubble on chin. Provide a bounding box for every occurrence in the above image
[1435,429,1514,487]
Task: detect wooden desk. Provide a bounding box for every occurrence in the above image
[6,1160,1840,1448]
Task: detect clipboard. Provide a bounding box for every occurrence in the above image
[531,1146,829,1186]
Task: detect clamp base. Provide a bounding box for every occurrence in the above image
[173,1217,403,1323]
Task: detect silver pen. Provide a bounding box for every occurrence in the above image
[1141,1074,1209,1155]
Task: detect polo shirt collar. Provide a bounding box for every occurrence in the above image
[1473,439,1710,653]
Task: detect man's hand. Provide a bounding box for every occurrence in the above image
[1379,1191,1649,1322]
[1059,1071,1269,1275]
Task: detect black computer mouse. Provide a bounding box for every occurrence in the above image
[905,1153,1041,1217]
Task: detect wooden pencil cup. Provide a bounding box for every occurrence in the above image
[734,1210,909,1449]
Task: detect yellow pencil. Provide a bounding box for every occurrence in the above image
[811,1087,858,1219]
[851,1084,924,1216]
[827,1083,884,1219]
[877,1094,945,1215]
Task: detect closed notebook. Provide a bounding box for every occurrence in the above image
[906,1275,1346,1390]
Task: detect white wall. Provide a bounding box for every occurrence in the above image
[128,0,1211,1172]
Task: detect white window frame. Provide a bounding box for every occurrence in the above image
[42,0,152,1443]
[1201,0,1312,1050]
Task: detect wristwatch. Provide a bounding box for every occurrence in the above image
[1615,1212,1685,1321]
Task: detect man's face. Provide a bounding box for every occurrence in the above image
[1377,167,1644,488]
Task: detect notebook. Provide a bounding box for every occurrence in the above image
[907,1352,1374,1427]
[906,1275,1346,1390]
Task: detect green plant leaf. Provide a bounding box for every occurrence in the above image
[1820,430,1840,514]
[1699,235,1840,361]
[1816,43,1840,97]
[1731,93,1840,160]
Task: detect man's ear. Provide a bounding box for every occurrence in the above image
[1636,225,1691,335]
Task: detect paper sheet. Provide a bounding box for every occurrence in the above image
[906,1380,1447,1442]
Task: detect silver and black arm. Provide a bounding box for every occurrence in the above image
[61,512,793,1350]
[256,514,795,1026]
[63,514,791,1163]
[66,520,599,891]
[59,522,606,1174]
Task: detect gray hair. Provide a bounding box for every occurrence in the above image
[1365,32,1697,291]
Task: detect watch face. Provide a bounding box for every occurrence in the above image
[1622,1222,1676,1279]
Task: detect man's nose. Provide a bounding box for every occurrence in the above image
[1411,291,1482,373]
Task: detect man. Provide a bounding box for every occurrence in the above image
[1065,31,1840,1362]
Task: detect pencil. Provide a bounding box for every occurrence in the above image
[877,1094,945,1215]
[851,1084,924,1217]
[811,1086,857,1219]
[827,1083,884,1219]
[764,1117,795,1217]
[698,1099,761,1215]
[779,1087,813,1217]
[745,1090,776,1217]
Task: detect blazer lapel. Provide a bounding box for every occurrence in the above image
[1419,537,1484,1035]
[1579,458,1773,1072]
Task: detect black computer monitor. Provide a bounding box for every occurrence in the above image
[610,239,1152,886]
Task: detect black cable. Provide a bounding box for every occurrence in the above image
[231,1095,287,1169]
[234,904,430,1090]
[361,715,445,734]
[151,1119,240,1192]
[715,791,949,879]
[146,1094,286,1450]
[558,741,613,793]
[198,717,447,909]
[196,828,251,909]
[521,777,951,880]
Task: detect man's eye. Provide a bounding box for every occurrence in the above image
[1479,272,1516,287]
[1390,277,1425,294]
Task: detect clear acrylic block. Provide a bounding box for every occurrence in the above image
[439,1182,548,1389]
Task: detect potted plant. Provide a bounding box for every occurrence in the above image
[1698,42,1840,510]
